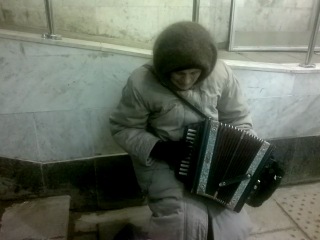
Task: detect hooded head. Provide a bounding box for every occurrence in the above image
[153,21,218,88]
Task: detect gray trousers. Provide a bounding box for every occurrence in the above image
[133,160,252,240]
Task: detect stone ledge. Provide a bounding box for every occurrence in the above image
[1,29,320,74]
[0,29,152,58]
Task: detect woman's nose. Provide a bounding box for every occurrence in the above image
[184,74,193,83]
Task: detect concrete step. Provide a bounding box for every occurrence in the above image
[0,195,71,240]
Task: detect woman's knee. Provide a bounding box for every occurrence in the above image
[148,196,184,217]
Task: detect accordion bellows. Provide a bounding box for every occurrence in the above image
[176,119,274,212]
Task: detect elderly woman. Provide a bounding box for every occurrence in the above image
[110,21,254,240]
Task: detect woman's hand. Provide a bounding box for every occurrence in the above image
[150,140,191,167]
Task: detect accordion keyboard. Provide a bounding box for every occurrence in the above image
[178,128,197,176]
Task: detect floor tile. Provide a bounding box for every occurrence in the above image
[246,199,295,234]
[249,228,310,240]
[274,185,320,240]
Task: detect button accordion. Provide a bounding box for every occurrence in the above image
[176,119,275,212]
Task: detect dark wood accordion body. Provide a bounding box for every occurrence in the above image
[176,119,275,212]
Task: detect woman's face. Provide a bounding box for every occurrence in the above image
[170,68,202,91]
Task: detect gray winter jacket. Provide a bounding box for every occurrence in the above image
[110,59,254,168]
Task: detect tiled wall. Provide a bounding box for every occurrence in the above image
[233,69,320,139]
[0,37,320,163]
[0,37,147,161]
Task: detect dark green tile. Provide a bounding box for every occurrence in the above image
[42,159,97,210]
[0,157,43,200]
[95,155,144,210]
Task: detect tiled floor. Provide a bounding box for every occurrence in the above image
[247,182,320,240]
[71,182,320,240]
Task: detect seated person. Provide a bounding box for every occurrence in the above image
[110,21,254,240]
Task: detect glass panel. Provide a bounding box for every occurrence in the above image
[230,0,320,51]
[199,1,233,49]
[52,0,193,49]
[0,0,47,34]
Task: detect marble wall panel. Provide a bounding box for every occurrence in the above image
[0,38,25,58]
[276,95,320,138]
[247,98,282,139]
[0,39,150,114]
[85,108,125,156]
[2,37,320,162]
[0,60,21,114]
[100,53,148,105]
[233,70,295,99]
[292,73,320,96]
[34,110,94,162]
[0,113,39,161]
[0,52,115,113]
[248,92,320,139]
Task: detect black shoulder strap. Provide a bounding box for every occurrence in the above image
[143,64,208,120]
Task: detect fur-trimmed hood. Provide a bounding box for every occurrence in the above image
[153,21,218,85]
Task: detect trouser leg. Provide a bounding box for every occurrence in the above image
[148,194,209,240]
[148,196,185,240]
[207,203,252,240]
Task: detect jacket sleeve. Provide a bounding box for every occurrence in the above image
[217,64,256,135]
[109,77,160,166]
